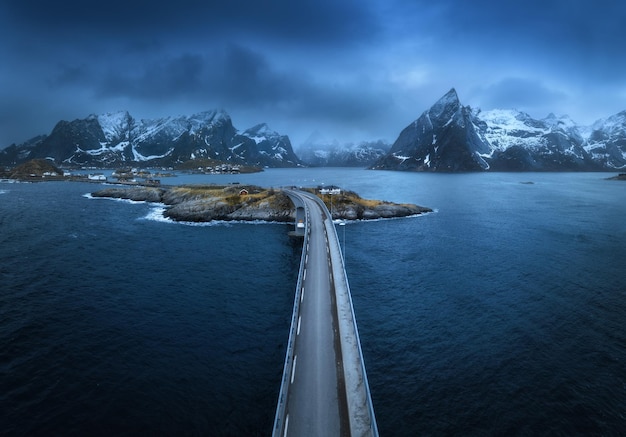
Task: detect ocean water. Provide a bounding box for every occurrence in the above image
[1,170,625,436]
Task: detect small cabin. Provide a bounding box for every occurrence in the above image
[239,188,249,196]
[319,187,341,195]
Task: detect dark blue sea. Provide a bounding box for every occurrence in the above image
[1,169,625,436]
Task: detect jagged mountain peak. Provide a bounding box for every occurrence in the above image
[441,87,460,104]
[243,123,286,144]
[186,110,232,129]
[298,137,390,167]
[481,109,545,131]
[192,109,229,121]
[97,110,131,120]
[245,123,273,136]
[372,88,614,172]
[372,88,491,171]
[0,109,303,168]
[428,88,461,120]
[96,111,133,142]
[542,113,578,131]
[592,110,626,131]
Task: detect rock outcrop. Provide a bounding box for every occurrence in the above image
[91,185,432,222]
[2,158,64,180]
[607,173,626,181]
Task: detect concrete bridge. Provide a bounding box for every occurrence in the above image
[273,189,378,437]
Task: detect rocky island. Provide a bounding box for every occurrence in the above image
[91,184,432,222]
[607,173,626,181]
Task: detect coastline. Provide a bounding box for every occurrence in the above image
[90,184,432,223]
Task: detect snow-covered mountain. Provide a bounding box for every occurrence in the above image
[584,111,626,169]
[0,110,302,168]
[297,132,390,167]
[372,89,626,172]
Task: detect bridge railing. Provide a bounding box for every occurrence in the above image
[272,194,310,437]
[274,190,378,437]
[308,193,379,437]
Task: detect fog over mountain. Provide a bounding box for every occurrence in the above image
[296,132,390,167]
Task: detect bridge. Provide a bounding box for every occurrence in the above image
[273,189,378,437]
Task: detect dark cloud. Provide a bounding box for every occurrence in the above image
[79,46,289,103]
[49,64,93,87]
[476,78,567,109]
[430,0,626,49]
[4,0,379,45]
[2,0,626,146]
[96,54,207,99]
[386,0,626,80]
[90,44,390,121]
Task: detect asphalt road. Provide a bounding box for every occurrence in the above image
[282,191,349,437]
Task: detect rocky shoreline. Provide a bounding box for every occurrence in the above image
[607,173,626,181]
[91,185,432,223]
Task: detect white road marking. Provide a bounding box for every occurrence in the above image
[291,355,297,384]
[297,316,301,335]
[303,269,306,281]
[301,287,305,302]
[283,415,289,437]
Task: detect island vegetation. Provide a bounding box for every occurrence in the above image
[0,159,67,180]
[91,184,432,222]
[2,159,431,222]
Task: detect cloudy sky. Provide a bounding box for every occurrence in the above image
[2,0,626,148]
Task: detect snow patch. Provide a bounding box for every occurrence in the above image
[98,111,130,141]
[248,135,266,145]
[392,153,411,162]
[85,141,129,155]
[480,109,548,150]
[133,146,173,161]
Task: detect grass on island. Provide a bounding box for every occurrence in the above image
[168,184,288,208]
[166,184,411,212]
[302,188,408,210]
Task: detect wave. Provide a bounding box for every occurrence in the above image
[83,193,155,205]
[335,209,437,224]
[141,206,175,224]
[141,206,289,227]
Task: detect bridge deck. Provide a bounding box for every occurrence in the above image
[274,190,377,437]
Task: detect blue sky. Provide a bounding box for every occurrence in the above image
[2,0,625,147]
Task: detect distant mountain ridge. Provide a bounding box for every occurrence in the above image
[372,88,626,172]
[296,132,390,167]
[0,110,302,168]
